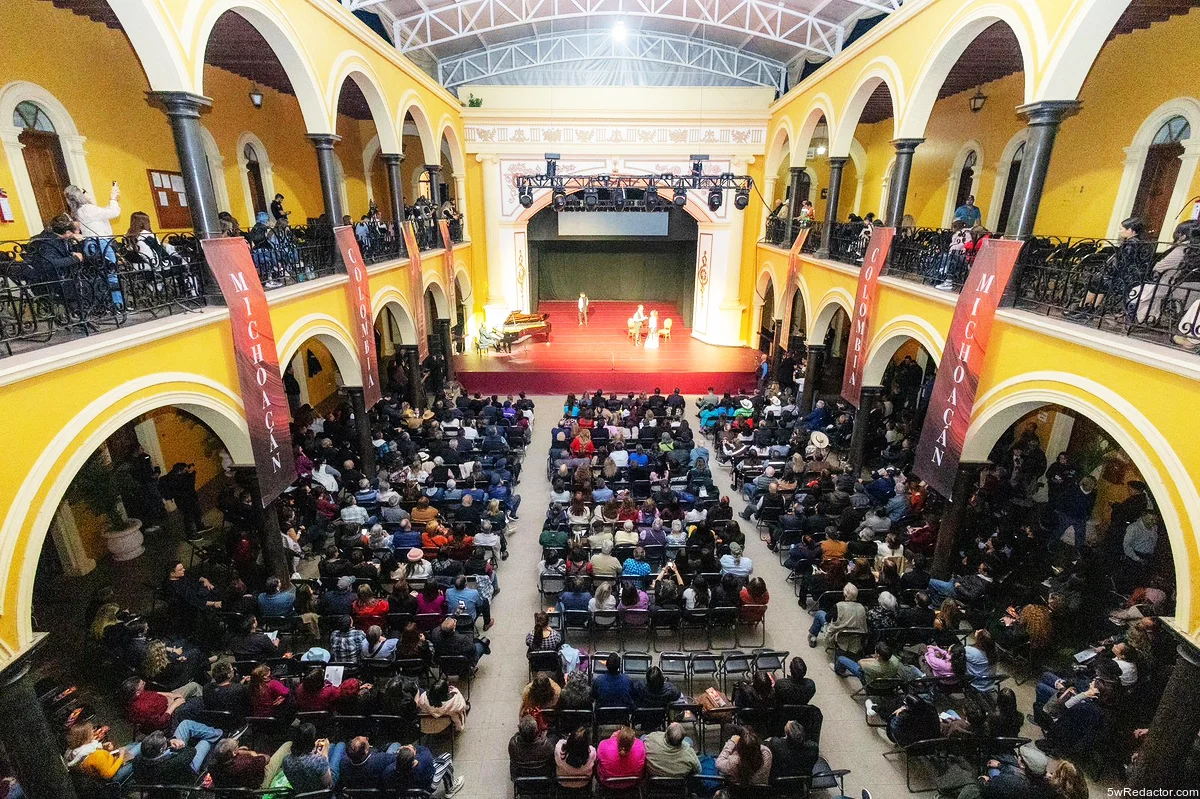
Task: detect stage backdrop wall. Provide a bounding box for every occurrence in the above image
[532,239,696,327]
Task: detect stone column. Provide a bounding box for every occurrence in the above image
[436,317,455,382]
[847,385,883,474]
[0,641,80,799]
[149,92,222,237]
[818,157,847,257]
[761,174,778,241]
[1004,101,1080,239]
[1128,638,1200,790]
[382,152,405,256]
[346,387,377,482]
[453,172,468,239]
[399,344,424,409]
[932,463,983,579]
[308,134,344,224]
[768,319,784,383]
[885,139,923,226]
[234,467,289,585]
[783,166,805,244]
[426,164,443,208]
[800,343,825,414]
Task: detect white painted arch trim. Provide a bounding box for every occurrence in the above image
[236,131,275,221]
[963,371,1200,633]
[831,59,904,158]
[752,265,779,339]
[860,315,946,386]
[190,0,331,135]
[0,81,96,237]
[986,129,1027,232]
[327,53,400,154]
[372,288,420,345]
[275,313,363,386]
[810,287,855,341]
[765,119,794,178]
[1036,0,1132,103]
[397,90,438,164]
[792,94,835,165]
[942,140,984,228]
[0,376,254,664]
[423,273,451,319]
[198,124,232,214]
[436,116,466,175]
[363,134,381,206]
[897,3,1041,140]
[1106,97,1200,239]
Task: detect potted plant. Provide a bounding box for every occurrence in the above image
[74,454,144,561]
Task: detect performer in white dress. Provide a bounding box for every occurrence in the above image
[646,310,659,349]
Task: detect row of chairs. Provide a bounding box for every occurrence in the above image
[541,606,769,652]
[529,649,788,695]
[514,770,851,799]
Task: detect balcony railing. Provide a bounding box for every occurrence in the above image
[772,220,1200,352]
[0,215,467,357]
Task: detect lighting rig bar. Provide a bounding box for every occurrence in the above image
[516,155,754,212]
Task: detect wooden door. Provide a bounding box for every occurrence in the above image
[246,162,268,216]
[18,129,70,225]
[1132,142,1184,238]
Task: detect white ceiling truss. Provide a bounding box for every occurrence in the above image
[437,30,788,90]
[353,0,855,59]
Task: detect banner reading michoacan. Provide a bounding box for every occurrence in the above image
[438,219,455,313]
[199,237,296,506]
[778,227,810,351]
[334,226,382,408]
[914,237,1024,498]
[841,226,896,406]
[401,221,429,359]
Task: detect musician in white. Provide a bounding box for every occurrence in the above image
[646,309,660,349]
[578,292,589,326]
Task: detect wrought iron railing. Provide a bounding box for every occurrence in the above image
[761,217,820,251]
[825,222,869,266]
[247,223,337,287]
[0,233,208,356]
[886,227,974,290]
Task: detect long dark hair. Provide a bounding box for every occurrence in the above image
[731,729,764,782]
[563,727,592,768]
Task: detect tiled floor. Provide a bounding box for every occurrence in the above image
[453,396,1119,799]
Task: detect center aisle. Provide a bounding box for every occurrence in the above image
[452,395,912,799]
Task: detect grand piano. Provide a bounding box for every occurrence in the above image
[501,311,552,347]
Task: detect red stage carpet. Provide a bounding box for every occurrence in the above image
[454,301,758,394]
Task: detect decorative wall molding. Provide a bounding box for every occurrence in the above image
[465,123,766,152]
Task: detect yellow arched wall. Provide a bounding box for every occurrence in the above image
[0,242,470,665]
[768,1,1200,238]
[758,243,1200,637]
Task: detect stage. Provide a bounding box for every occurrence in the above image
[453,301,759,394]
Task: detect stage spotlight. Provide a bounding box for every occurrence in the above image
[612,186,627,209]
[583,187,599,210]
[645,185,659,210]
[673,187,688,208]
[518,189,533,208]
[552,188,567,211]
[733,187,750,210]
[707,187,723,212]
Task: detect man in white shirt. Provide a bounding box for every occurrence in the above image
[311,458,340,493]
[609,444,629,469]
[340,497,369,526]
[578,292,589,325]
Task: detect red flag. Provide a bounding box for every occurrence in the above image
[334,226,382,407]
[914,238,1024,498]
[401,221,428,359]
[438,219,455,313]
[841,226,895,406]
[199,237,296,506]
[778,227,810,351]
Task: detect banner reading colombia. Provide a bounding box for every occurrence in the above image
[778,227,810,351]
[401,221,429,359]
[334,226,382,408]
[841,226,895,406]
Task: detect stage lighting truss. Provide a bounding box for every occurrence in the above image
[513,171,755,212]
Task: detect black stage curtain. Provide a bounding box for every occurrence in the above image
[533,240,695,326]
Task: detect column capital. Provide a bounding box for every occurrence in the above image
[307,133,341,149]
[1016,100,1081,126]
[425,163,443,173]
[381,152,404,165]
[476,153,499,165]
[789,166,807,177]
[827,156,849,168]
[146,91,212,118]
[805,343,826,353]
[859,384,886,399]
[890,138,924,154]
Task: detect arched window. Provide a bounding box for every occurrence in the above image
[13,100,70,223]
[417,170,432,201]
[996,142,1025,235]
[954,150,978,211]
[243,143,268,216]
[1133,115,1192,237]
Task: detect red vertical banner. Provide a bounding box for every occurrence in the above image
[914,238,1024,498]
[778,227,810,350]
[438,219,455,313]
[841,226,896,406]
[402,221,428,359]
[199,237,296,506]
[334,226,382,408]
